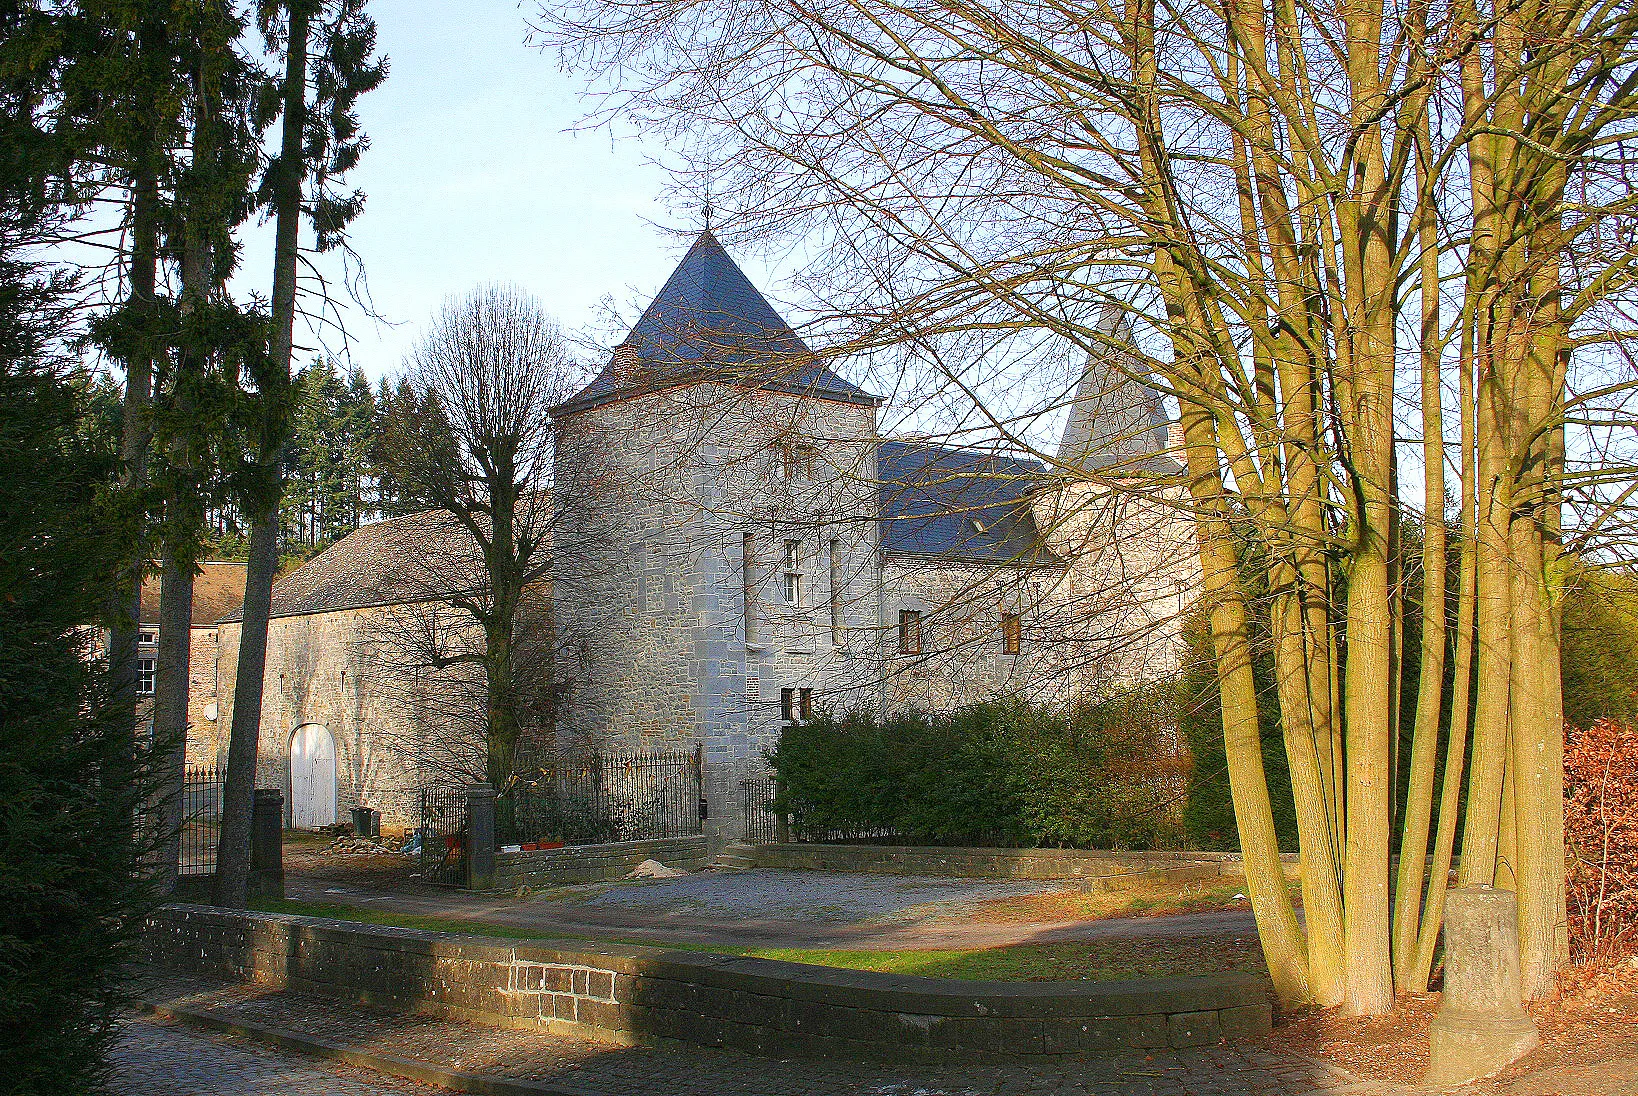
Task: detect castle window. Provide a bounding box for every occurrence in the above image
[742,532,759,644]
[137,657,156,696]
[829,539,843,644]
[781,687,814,723]
[898,609,923,655]
[1002,612,1022,655]
[782,539,803,605]
[780,441,818,481]
[139,628,158,647]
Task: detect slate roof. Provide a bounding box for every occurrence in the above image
[140,561,247,628]
[877,440,1058,565]
[554,231,877,415]
[221,510,483,622]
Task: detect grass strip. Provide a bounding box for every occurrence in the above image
[249,897,1267,983]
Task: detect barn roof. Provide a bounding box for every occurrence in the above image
[554,231,877,415]
[140,561,247,628]
[220,511,483,623]
[877,440,1057,565]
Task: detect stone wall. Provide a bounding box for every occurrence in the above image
[143,904,1273,1062]
[552,382,884,846]
[876,482,1201,715]
[739,843,1302,882]
[215,605,458,830]
[493,836,711,888]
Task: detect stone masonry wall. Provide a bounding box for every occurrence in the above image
[741,843,1302,882]
[144,904,1273,1062]
[553,382,883,845]
[215,605,455,830]
[492,836,710,888]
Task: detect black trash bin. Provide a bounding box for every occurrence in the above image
[350,806,380,839]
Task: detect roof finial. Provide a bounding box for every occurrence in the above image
[702,182,713,234]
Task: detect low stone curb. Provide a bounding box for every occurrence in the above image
[138,997,595,1096]
[743,843,1302,882]
[143,904,1276,1062]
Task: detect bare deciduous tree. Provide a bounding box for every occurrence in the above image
[541,0,1638,1012]
[376,284,584,786]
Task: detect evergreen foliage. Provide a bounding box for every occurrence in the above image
[280,357,378,557]
[770,696,1186,850]
[1559,562,1638,730]
[0,116,149,1096]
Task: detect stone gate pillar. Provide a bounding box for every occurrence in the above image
[1425,886,1540,1088]
[467,783,496,891]
[249,789,285,899]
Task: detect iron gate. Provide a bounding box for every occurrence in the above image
[417,785,469,886]
[741,775,781,844]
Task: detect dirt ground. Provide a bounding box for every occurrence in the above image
[280,832,417,885]
[1266,957,1638,1093]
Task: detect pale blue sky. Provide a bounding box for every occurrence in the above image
[236,2,700,383]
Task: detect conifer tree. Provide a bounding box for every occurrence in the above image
[216,0,383,908]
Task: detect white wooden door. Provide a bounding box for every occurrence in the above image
[289,724,337,829]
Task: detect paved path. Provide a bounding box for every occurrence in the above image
[111,1013,447,1095]
[288,869,1265,950]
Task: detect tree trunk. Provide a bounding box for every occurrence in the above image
[216,0,310,908]
[151,556,193,894]
[109,145,161,743]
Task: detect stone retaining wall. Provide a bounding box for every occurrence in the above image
[493,836,711,889]
[743,843,1300,882]
[143,905,1273,1062]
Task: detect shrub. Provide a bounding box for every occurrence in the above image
[1564,718,1638,963]
[769,691,1185,850]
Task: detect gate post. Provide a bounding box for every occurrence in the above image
[467,783,496,890]
[249,789,285,899]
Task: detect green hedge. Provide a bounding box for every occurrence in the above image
[769,694,1186,850]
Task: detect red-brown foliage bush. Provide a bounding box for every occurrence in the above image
[1564,718,1638,962]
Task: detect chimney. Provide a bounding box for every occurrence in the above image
[611,342,641,382]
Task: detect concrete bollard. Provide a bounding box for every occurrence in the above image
[248,789,285,900]
[1425,886,1540,1088]
[467,783,496,891]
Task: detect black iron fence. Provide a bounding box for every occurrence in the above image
[741,775,782,844]
[178,765,224,876]
[499,745,705,847]
[417,784,470,886]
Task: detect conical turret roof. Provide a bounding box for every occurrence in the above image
[554,231,877,414]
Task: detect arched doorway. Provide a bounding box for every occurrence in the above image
[289,724,337,830]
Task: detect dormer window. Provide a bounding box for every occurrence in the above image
[971,518,988,534]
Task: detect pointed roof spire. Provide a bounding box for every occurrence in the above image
[555,232,878,414]
[1056,301,1177,474]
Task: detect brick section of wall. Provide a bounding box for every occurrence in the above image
[493,836,711,888]
[743,843,1301,882]
[143,905,1273,1062]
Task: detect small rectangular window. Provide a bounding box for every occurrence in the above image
[138,657,156,696]
[781,687,796,722]
[742,532,759,644]
[782,539,803,606]
[829,539,843,644]
[898,609,922,655]
[1002,612,1022,655]
[139,628,158,647]
[799,687,813,721]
